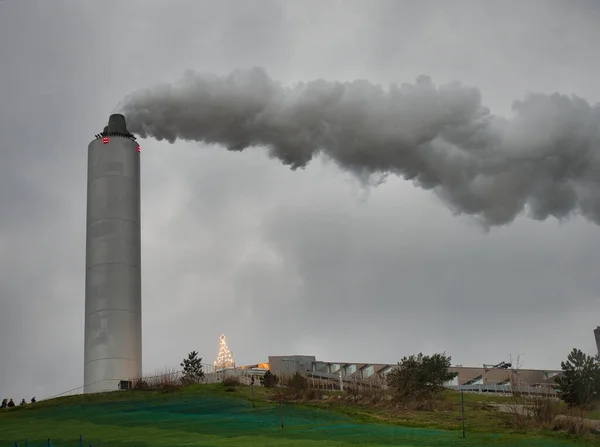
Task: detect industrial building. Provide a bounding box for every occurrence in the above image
[259,355,562,393]
[84,114,143,394]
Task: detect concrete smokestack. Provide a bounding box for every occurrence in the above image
[594,327,600,357]
[84,114,142,393]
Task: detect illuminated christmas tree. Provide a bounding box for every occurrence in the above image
[214,334,235,370]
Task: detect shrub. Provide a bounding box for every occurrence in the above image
[530,396,563,428]
[302,388,319,401]
[288,372,308,393]
[261,370,279,388]
[553,413,594,436]
[133,369,182,392]
[505,393,564,430]
[386,352,457,410]
[133,379,149,391]
[222,376,240,390]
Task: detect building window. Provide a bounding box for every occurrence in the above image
[362,365,374,378]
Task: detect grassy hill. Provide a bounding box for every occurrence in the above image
[0,384,597,447]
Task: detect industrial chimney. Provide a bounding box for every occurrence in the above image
[84,114,142,393]
[594,326,600,357]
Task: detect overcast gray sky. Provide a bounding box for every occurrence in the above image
[1,0,600,400]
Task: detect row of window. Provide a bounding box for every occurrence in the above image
[312,362,387,378]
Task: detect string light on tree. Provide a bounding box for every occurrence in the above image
[214,334,235,370]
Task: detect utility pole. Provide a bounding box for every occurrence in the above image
[461,389,466,438]
[276,390,284,429]
[251,375,255,408]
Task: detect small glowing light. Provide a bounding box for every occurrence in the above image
[102,137,110,144]
[137,145,141,153]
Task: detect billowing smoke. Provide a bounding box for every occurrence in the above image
[118,67,600,226]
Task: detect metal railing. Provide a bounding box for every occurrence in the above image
[448,383,557,396]
[43,363,237,401]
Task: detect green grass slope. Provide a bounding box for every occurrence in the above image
[0,385,594,447]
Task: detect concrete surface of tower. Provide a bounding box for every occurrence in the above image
[84,114,142,393]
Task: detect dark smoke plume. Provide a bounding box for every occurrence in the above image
[119,67,600,226]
